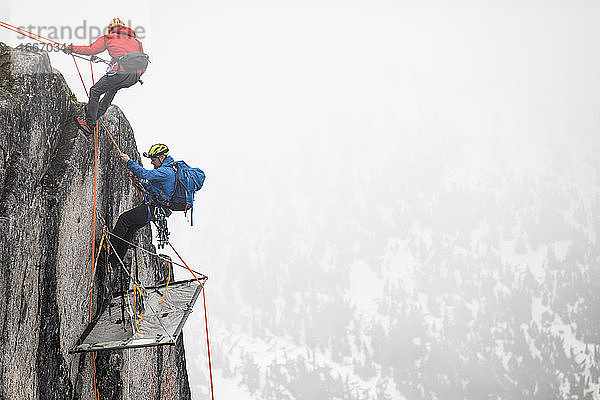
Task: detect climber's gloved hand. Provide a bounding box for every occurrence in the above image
[120,153,130,163]
[62,44,73,54]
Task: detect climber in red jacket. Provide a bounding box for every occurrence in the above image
[64,18,148,136]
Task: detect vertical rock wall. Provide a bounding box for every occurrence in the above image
[0,44,191,400]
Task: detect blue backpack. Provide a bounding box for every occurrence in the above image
[169,161,205,225]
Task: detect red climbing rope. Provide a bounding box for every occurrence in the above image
[0,20,97,97]
[168,242,215,400]
[90,60,95,85]
[168,243,203,284]
[201,287,215,400]
[0,20,62,49]
[72,56,89,98]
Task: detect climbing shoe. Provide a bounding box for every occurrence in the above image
[74,116,93,136]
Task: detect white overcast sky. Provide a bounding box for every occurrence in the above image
[4,0,600,397]
[5,0,600,160]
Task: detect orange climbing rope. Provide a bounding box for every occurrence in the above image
[90,232,105,322]
[91,353,100,400]
[158,260,172,304]
[90,122,99,323]
[102,123,145,204]
[89,122,100,399]
[101,122,122,154]
[132,284,146,335]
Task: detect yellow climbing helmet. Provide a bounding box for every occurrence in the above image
[143,144,169,158]
[108,18,125,33]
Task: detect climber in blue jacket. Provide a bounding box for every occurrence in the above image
[111,143,175,263]
[126,145,176,200]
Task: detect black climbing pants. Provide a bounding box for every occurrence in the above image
[86,71,142,125]
[111,203,150,264]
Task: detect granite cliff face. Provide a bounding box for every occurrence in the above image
[0,43,191,399]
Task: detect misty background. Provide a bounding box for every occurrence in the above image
[3,0,600,398]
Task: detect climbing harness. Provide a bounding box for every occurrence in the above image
[128,165,172,249]
[109,28,149,73]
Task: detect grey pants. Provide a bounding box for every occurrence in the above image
[86,71,142,125]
